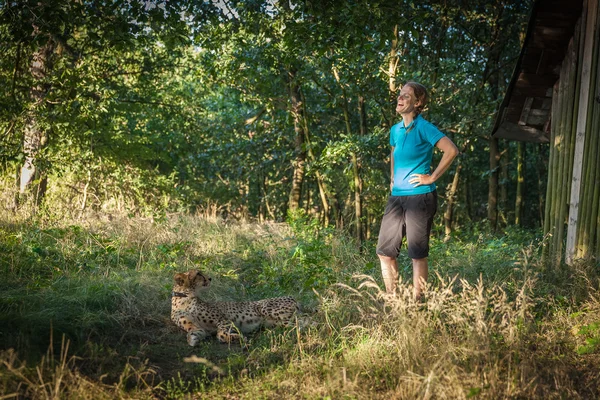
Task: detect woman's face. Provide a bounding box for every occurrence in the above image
[396,86,421,116]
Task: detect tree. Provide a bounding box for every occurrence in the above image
[1,0,218,211]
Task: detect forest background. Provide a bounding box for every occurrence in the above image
[0,0,539,233]
[1,1,599,399]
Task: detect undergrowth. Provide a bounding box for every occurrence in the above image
[0,209,599,399]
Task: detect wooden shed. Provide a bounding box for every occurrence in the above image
[492,0,600,265]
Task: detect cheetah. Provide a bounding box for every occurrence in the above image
[170,269,300,346]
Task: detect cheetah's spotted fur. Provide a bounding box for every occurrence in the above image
[170,270,299,346]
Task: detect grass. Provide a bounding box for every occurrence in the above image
[0,208,599,399]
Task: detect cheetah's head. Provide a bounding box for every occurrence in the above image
[173,270,211,297]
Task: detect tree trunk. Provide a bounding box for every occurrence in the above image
[465,174,473,221]
[444,159,462,241]
[536,143,546,228]
[300,88,330,225]
[239,179,250,221]
[515,141,525,226]
[358,95,367,136]
[488,136,500,230]
[352,152,363,243]
[334,195,343,229]
[431,7,447,86]
[484,4,505,231]
[389,24,399,112]
[499,144,509,224]
[333,67,362,243]
[258,172,266,223]
[358,94,367,237]
[19,38,55,206]
[287,69,306,212]
[305,184,312,214]
[444,140,470,240]
[442,3,505,233]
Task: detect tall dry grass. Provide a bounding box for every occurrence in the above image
[194,270,599,399]
[0,333,157,400]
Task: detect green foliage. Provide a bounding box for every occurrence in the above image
[576,322,600,355]
[1,0,535,233]
[284,209,336,291]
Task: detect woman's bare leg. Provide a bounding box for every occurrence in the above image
[378,254,399,293]
[412,257,428,300]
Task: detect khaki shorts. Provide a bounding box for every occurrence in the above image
[376,191,437,259]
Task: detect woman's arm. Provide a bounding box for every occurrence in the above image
[409,137,458,187]
[430,137,459,182]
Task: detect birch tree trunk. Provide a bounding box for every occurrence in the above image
[19,38,55,206]
[389,25,399,113]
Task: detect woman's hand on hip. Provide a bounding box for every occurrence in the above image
[409,173,434,187]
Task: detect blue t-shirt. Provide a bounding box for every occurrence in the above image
[390,115,445,196]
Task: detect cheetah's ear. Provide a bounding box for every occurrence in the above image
[174,273,187,287]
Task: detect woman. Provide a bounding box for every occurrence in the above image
[376,82,458,300]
